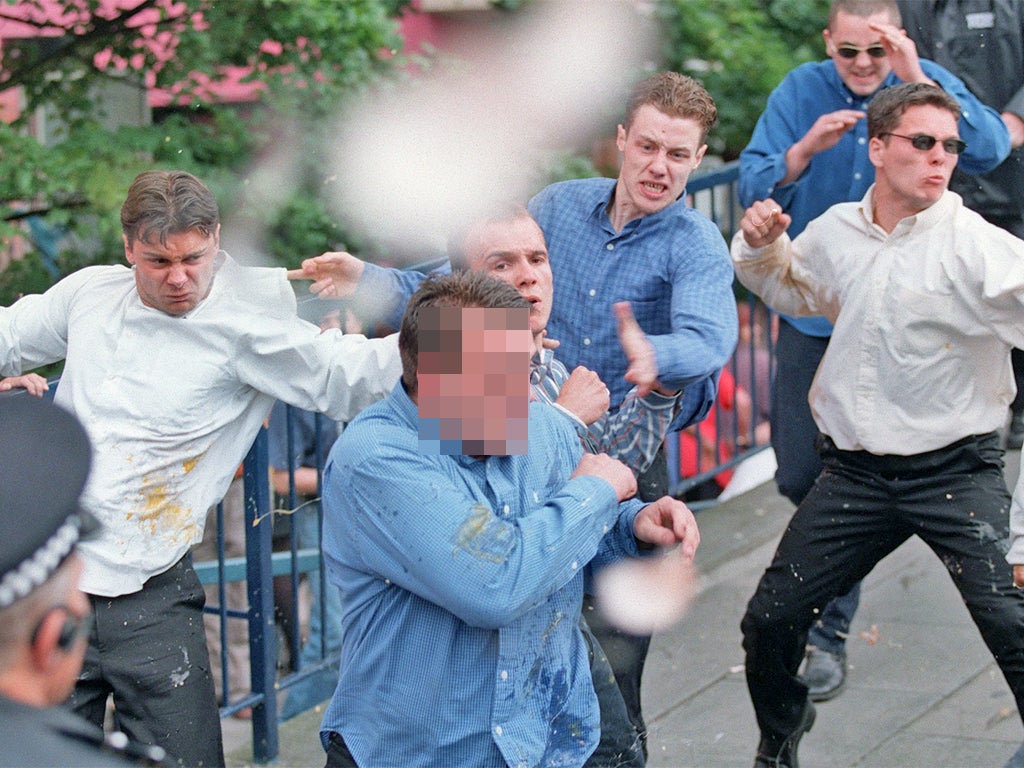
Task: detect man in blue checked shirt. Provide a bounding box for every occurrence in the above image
[293,73,737,750]
[296,204,678,766]
[291,206,683,479]
[317,270,700,768]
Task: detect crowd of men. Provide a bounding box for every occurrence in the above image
[2,1,1024,767]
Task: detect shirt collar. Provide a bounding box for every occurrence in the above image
[530,348,553,385]
[592,181,690,235]
[390,379,419,431]
[857,185,958,233]
[823,60,900,106]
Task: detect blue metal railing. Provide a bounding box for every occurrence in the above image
[666,160,775,501]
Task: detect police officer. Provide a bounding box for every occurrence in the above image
[0,394,164,767]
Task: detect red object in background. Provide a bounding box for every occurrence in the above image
[679,368,739,490]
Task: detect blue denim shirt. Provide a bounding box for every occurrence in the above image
[319,384,645,768]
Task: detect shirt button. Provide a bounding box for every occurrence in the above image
[605,243,614,251]
[854,172,862,180]
[500,670,508,680]
[494,726,503,737]
[583,338,591,346]
[571,561,578,570]
[857,137,865,145]
[503,504,510,515]
[588,289,596,296]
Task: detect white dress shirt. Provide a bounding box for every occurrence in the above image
[0,252,401,596]
[732,187,1024,457]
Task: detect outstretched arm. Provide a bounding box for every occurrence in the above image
[288,251,442,331]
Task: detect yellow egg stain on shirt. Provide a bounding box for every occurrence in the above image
[130,452,207,542]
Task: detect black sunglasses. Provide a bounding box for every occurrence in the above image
[835,44,887,59]
[879,132,967,155]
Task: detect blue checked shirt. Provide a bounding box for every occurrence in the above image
[527,178,738,430]
[531,347,677,475]
[319,384,646,768]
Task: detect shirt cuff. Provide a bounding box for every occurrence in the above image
[548,401,589,433]
[638,389,680,408]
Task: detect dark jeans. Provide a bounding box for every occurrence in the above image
[584,446,668,761]
[69,558,225,768]
[581,617,644,768]
[741,433,1024,747]
[771,320,861,653]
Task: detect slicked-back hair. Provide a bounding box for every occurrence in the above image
[867,82,961,139]
[120,170,220,248]
[399,271,529,395]
[624,71,717,144]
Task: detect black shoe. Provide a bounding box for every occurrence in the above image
[799,646,846,702]
[753,702,816,768]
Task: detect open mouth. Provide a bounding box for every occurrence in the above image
[641,181,667,195]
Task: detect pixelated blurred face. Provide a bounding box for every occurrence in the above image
[463,217,553,337]
[417,306,533,456]
[124,226,219,316]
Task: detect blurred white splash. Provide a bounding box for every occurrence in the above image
[327,0,655,256]
[594,548,697,635]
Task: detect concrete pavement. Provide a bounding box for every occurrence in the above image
[223,451,1024,767]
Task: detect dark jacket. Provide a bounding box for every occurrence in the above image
[0,695,134,767]
[900,0,1024,225]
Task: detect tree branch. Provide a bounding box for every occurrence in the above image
[0,0,168,90]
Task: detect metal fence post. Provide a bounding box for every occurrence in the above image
[243,429,279,763]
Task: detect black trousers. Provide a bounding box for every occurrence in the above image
[69,558,225,768]
[741,432,1024,748]
[584,446,668,760]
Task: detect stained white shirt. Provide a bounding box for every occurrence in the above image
[732,187,1024,457]
[0,252,401,596]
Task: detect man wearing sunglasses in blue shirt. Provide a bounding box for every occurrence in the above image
[738,0,1010,705]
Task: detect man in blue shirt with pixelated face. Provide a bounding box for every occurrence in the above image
[317,270,700,768]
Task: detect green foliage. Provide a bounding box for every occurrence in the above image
[0,0,411,300]
[533,150,601,188]
[656,0,829,159]
[0,0,835,304]
[264,192,348,267]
